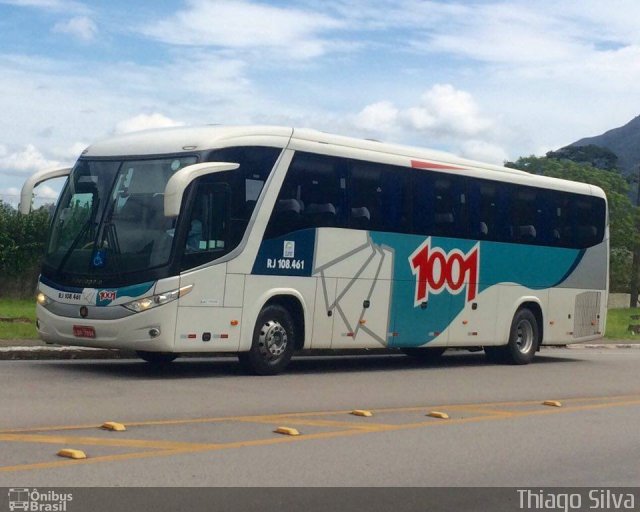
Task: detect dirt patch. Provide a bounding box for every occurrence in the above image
[0,317,34,323]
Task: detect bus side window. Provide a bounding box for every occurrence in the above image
[492,183,512,243]
[349,161,380,231]
[413,173,466,239]
[573,196,605,248]
[511,186,538,244]
[468,180,498,240]
[412,170,435,236]
[347,161,411,234]
[546,191,572,247]
[264,152,345,238]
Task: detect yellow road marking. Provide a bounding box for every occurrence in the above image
[443,406,514,417]
[0,433,211,451]
[1,394,639,474]
[3,393,639,435]
[235,417,394,431]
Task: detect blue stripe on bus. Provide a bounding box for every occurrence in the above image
[370,232,582,347]
[39,277,155,306]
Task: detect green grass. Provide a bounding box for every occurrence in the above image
[0,298,38,339]
[605,307,640,340]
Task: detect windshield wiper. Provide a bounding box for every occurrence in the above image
[55,219,97,275]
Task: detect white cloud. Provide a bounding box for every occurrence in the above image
[143,0,343,59]
[0,0,89,13]
[66,141,88,159]
[405,85,493,137]
[115,113,185,134]
[0,187,20,197]
[48,141,88,161]
[354,84,494,141]
[353,101,399,133]
[35,184,60,199]
[460,140,509,165]
[0,144,61,174]
[53,16,97,42]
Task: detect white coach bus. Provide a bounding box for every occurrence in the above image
[21,126,608,374]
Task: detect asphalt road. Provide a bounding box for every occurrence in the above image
[1,348,639,487]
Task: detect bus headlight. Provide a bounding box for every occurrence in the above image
[122,285,193,313]
[36,292,52,306]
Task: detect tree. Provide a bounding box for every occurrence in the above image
[506,156,638,293]
[0,200,51,298]
[546,145,619,171]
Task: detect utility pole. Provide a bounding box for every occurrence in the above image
[630,164,640,308]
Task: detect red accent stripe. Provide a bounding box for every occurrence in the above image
[411,159,465,171]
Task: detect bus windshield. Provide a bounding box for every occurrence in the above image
[45,156,197,279]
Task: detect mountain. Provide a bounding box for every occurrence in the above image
[566,115,640,176]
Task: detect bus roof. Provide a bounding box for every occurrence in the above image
[82,125,605,200]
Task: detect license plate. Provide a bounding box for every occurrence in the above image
[73,325,96,338]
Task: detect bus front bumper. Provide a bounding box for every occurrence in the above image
[36,302,178,352]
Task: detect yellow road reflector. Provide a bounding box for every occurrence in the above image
[427,411,449,419]
[543,400,562,407]
[351,409,373,417]
[101,421,127,431]
[57,449,86,460]
[274,427,300,436]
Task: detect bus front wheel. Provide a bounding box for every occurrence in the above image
[239,304,295,375]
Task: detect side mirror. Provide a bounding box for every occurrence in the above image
[163,162,239,217]
[20,167,72,214]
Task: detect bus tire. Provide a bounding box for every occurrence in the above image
[402,347,446,362]
[239,304,295,375]
[136,351,178,364]
[503,308,539,365]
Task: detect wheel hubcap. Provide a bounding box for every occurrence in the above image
[258,320,288,360]
[515,319,534,353]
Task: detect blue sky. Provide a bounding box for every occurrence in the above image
[1,0,639,206]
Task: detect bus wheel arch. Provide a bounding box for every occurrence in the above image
[262,294,306,351]
[238,294,306,375]
[505,302,542,364]
[486,300,543,365]
[521,301,543,350]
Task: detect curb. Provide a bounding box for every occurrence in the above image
[565,343,640,350]
[1,343,639,360]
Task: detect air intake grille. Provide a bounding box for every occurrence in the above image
[573,291,601,338]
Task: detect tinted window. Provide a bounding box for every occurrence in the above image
[181,146,281,270]
[264,151,605,249]
[349,161,411,233]
[412,171,467,238]
[265,152,345,238]
[574,196,606,248]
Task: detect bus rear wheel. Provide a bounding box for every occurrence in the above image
[501,308,540,365]
[239,304,295,375]
[136,351,178,364]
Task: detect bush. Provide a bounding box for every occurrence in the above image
[0,201,51,298]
